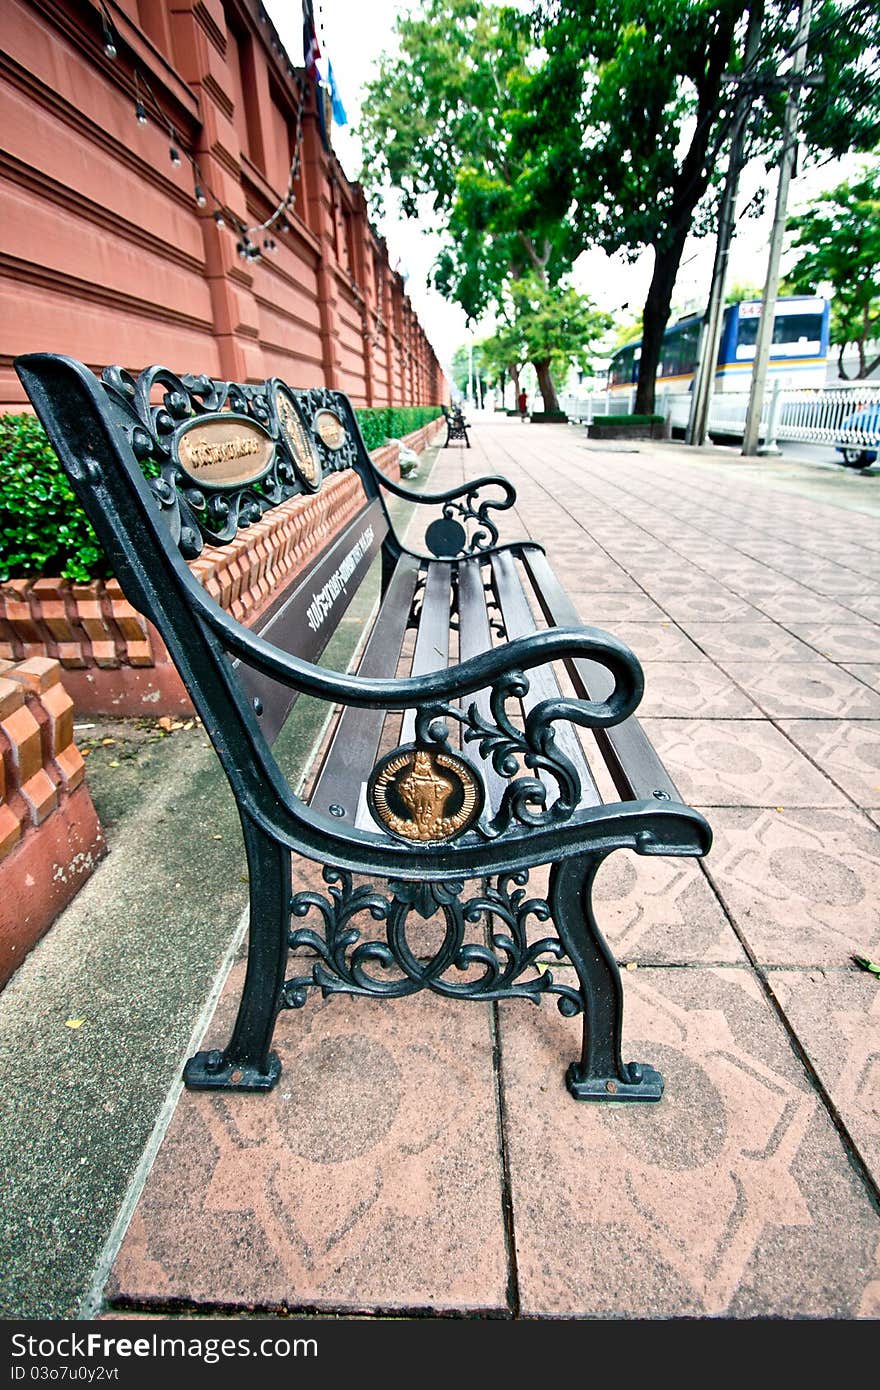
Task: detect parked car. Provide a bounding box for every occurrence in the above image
[835,401,880,469]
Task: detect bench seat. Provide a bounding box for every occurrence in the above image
[15,353,711,1106]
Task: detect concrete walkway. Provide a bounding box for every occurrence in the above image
[3,420,879,1319]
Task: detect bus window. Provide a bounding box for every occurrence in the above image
[772,314,822,347]
[737,309,822,357]
[610,347,635,387]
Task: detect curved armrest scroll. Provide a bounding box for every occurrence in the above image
[195,585,643,728]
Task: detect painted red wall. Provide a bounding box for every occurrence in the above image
[0,0,447,408]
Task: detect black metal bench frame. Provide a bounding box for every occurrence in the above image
[16,354,711,1103]
[441,403,471,447]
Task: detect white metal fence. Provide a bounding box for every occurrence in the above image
[564,382,880,453]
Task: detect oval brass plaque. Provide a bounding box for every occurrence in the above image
[368,746,483,843]
[274,384,323,491]
[315,409,347,451]
[175,415,274,488]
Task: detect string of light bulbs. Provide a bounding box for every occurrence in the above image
[97,0,308,262]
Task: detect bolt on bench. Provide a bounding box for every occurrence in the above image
[16,354,712,1103]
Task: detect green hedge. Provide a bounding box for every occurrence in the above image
[590,414,664,426]
[0,405,444,583]
[355,405,443,451]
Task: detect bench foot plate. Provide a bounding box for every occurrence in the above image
[565,1061,663,1103]
[183,1049,282,1092]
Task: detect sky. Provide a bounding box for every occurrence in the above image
[265,0,873,377]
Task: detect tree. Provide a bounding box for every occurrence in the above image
[450,342,489,401]
[358,0,576,409]
[506,276,612,413]
[524,0,880,411]
[478,318,529,403]
[784,167,880,379]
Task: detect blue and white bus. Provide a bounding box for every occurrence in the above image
[607,296,831,422]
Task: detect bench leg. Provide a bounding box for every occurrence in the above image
[550,853,663,1103]
[183,815,290,1091]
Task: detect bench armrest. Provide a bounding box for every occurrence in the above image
[368,463,517,556]
[198,587,642,727]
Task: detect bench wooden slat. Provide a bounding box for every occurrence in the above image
[309,552,422,825]
[399,561,452,746]
[490,551,602,809]
[519,549,680,803]
[457,557,508,814]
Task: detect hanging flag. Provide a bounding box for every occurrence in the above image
[326,60,348,126]
[302,0,320,76]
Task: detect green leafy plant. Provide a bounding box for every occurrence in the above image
[0,406,443,583]
[354,406,443,451]
[0,414,109,583]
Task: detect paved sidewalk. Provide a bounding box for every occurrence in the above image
[6,420,880,1319]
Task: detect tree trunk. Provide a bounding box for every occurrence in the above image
[509,364,521,402]
[635,226,689,415]
[632,5,745,416]
[534,358,559,413]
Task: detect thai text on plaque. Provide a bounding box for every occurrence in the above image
[175,415,274,488]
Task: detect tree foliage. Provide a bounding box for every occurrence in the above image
[360,0,880,414]
[358,0,570,321]
[524,0,880,410]
[784,167,880,379]
[506,277,613,410]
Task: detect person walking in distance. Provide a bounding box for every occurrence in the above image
[517,389,527,421]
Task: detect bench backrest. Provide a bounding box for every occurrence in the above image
[17,357,394,743]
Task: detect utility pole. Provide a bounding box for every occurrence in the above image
[742,0,814,455]
[686,2,764,447]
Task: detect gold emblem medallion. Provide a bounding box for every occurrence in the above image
[175,415,274,488]
[368,746,483,843]
[273,384,322,491]
[314,409,347,451]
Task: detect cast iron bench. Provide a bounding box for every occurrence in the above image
[16,354,711,1103]
[441,403,471,447]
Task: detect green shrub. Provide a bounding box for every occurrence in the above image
[354,405,443,451]
[0,414,110,583]
[590,414,664,426]
[0,404,444,583]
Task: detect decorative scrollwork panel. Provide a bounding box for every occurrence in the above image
[284,867,583,1017]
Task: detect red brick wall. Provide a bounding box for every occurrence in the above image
[0,656,104,984]
[0,0,448,409]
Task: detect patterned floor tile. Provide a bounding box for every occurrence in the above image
[782,622,880,663]
[718,662,880,718]
[681,621,819,662]
[108,982,509,1314]
[703,808,880,964]
[641,719,847,807]
[591,851,743,964]
[753,592,864,625]
[639,662,760,718]
[499,967,880,1317]
[845,596,880,623]
[841,665,880,694]
[779,721,880,807]
[764,969,880,1194]
[564,593,670,624]
[606,623,705,662]
[647,590,760,623]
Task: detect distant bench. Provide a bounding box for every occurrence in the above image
[441,402,471,447]
[16,354,711,1103]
